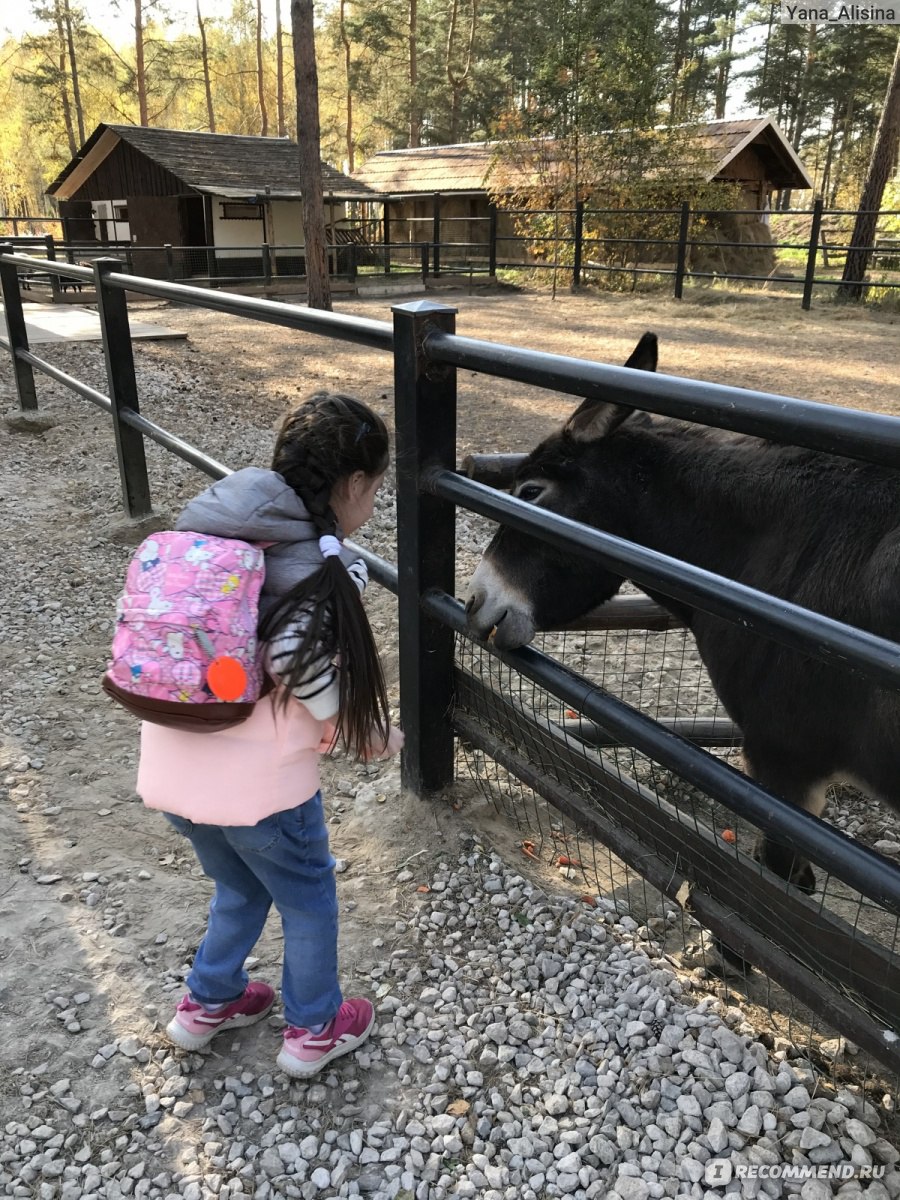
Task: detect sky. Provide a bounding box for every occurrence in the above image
[1,0,244,44]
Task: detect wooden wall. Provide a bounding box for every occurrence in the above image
[68,141,187,203]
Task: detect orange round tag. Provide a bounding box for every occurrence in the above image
[207,656,248,702]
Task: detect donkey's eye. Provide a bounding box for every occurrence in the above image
[516,484,544,503]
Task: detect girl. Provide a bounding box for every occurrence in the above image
[136,393,403,1078]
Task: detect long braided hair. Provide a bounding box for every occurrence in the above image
[259,392,390,756]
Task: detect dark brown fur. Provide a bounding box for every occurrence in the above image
[466,334,900,890]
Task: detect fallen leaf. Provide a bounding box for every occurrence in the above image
[447,1099,470,1115]
[416,885,431,894]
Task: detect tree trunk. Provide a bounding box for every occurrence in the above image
[790,24,817,158]
[197,1,216,131]
[63,0,85,146]
[713,1,736,121]
[339,0,354,171]
[446,0,478,143]
[291,0,332,311]
[668,0,692,121]
[54,0,77,157]
[839,35,900,300]
[276,0,286,136]
[135,0,148,125]
[829,91,855,207]
[409,0,419,147]
[257,0,269,135]
[819,107,838,200]
[759,3,774,101]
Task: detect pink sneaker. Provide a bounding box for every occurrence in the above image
[165,981,275,1050]
[276,998,375,1078]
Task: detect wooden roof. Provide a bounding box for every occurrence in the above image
[354,117,813,196]
[47,124,380,201]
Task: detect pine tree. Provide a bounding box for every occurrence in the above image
[291,0,332,310]
[839,35,900,300]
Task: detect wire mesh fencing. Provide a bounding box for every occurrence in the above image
[453,615,900,1098]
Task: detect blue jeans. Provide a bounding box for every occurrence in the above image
[164,792,342,1029]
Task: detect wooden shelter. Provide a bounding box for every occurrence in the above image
[354,116,814,264]
[46,124,380,279]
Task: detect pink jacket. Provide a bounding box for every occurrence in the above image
[134,468,349,827]
[138,690,336,825]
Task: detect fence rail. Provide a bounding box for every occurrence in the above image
[5,198,900,309]
[2,248,899,1074]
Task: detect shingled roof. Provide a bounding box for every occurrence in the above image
[354,116,813,195]
[47,123,380,201]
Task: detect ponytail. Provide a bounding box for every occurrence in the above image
[262,393,391,758]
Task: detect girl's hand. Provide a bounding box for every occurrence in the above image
[317,721,339,754]
[364,725,405,761]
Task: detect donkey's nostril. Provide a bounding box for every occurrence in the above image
[465,590,483,617]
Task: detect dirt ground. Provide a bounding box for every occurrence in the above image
[2,282,899,1139]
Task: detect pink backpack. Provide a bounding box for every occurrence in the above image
[102,531,273,732]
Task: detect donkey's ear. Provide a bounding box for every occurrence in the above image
[564,332,658,443]
[564,398,632,442]
[625,331,658,372]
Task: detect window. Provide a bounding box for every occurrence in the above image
[221,202,263,221]
[114,205,128,221]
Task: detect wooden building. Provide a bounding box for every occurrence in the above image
[354,116,814,264]
[46,124,380,279]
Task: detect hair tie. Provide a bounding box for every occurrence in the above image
[319,534,342,559]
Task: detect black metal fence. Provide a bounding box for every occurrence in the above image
[2,245,899,1077]
[7,199,900,309]
[3,236,444,292]
[492,200,900,310]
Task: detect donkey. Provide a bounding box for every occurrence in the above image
[465,332,900,892]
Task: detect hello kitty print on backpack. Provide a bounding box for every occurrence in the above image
[102,531,272,732]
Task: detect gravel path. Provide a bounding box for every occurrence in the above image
[2,295,899,1199]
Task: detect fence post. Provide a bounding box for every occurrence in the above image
[802,197,824,313]
[673,202,690,300]
[92,257,152,519]
[348,242,357,284]
[164,243,175,282]
[61,217,75,264]
[262,241,272,286]
[421,242,429,283]
[572,200,585,290]
[433,193,442,278]
[0,242,38,410]
[383,206,391,277]
[488,203,498,277]
[44,235,61,302]
[392,299,458,795]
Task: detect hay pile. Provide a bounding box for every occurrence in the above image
[689,214,776,279]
